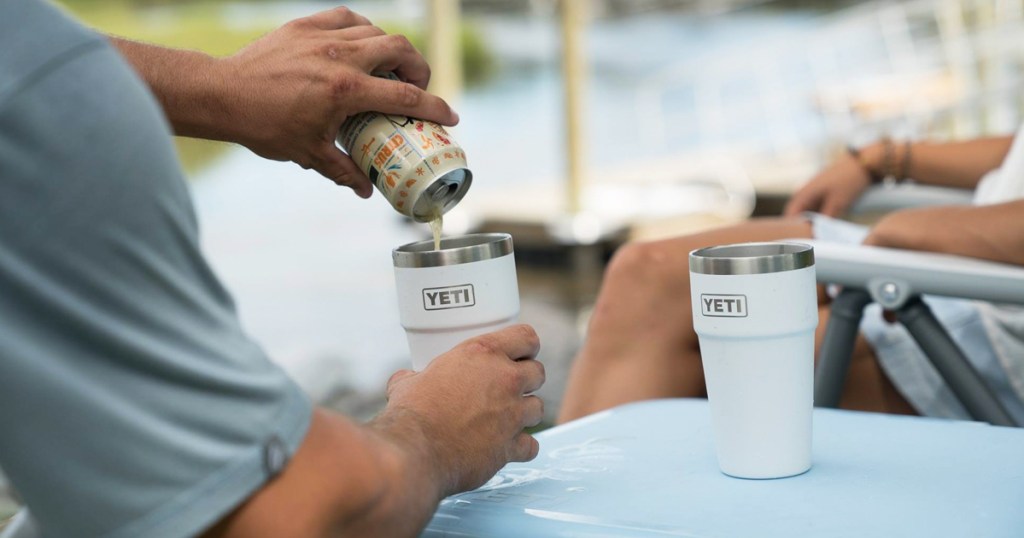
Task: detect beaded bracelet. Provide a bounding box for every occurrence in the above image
[899,139,913,182]
[845,144,884,183]
[847,138,912,183]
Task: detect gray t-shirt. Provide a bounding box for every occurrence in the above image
[0,1,311,537]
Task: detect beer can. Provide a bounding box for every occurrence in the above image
[337,112,472,222]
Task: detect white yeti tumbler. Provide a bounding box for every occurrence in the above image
[392,233,520,371]
[689,242,817,479]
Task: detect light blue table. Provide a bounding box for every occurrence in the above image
[422,399,1024,537]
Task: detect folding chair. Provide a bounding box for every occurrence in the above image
[808,239,1024,427]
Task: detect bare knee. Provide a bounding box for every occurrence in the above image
[603,240,690,297]
[585,240,695,337]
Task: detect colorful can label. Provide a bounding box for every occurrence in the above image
[338,112,472,222]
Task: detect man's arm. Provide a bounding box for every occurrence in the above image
[111,6,458,197]
[863,199,1024,266]
[203,325,545,538]
[857,136,1015,191]
[785,136,1015,217]
[110,40,221,142]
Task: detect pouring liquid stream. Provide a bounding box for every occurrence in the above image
[429,212,443,251]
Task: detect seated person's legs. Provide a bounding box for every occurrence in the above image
[558,216,915,423]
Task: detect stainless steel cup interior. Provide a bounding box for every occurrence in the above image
[393,232,512,268]
[689,242,814,275]
[411,168,473,222]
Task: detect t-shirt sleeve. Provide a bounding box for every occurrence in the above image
[0,3,311,537]
[972,124,1024,205]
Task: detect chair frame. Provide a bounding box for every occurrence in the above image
[805,239,1024,427]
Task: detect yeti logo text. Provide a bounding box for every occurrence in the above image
[701,294,748,318]
[423,284,476,311]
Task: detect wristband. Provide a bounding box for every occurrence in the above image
[899,140,912,182]
[846,144,884,183]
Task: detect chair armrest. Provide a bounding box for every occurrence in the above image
[795,239,1024,306]
[849,184,974,214]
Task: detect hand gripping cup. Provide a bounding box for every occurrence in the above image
[393,233,520,370]
[689,242,817,479]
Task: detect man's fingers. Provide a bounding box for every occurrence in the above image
[385,369,416,400]
[391,63,431,92]
[509,432,540,463]
[351,35,431,90]
[332,25,387,42]
[469,325,541,363]
[782,198,803,217]
[304,6,372,30]
[821,194,850,217]
[353,77,458,126]
[783,189,817,217]
[517,359,545,394]
[311,145,374,198]
[522,395,544,428]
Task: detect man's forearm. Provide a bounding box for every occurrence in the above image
[867,200,1024,266]
[860,136,1015,190]
[107,9,461,189]
[906,137,1015,190]
[946,200,1024,266]
[111,37,236,142]
[204,408,447,538]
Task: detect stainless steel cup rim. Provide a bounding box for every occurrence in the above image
[393,233,513,268]
[689,241,814,275]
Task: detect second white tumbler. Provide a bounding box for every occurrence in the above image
[689,242,817,479]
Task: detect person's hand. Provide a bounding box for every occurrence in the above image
[203,326,542,538]
[215,6,459,196]
[374,325,545,496]
[784,146,877,217]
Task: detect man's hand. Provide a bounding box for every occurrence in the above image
[204,325,543,538]
[114,6,458,196]
[217,7,459,195]
[376,324,545,495]
[784,146,875,217]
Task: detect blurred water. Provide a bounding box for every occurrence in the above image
[192,154,419,403]
[451,9,821,189]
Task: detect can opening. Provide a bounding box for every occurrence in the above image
[433,182,458,202]
[411,168,473,222]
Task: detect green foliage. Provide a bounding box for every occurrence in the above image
[0,497,19,525]
[173,137,233,175]
[61,1,271,56]
[525,422,551,435]
[460,22,495,87]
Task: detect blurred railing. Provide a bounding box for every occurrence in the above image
[633,0,1024,167]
